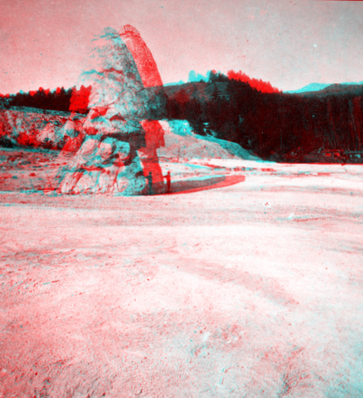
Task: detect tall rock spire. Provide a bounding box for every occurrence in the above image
[57,25,166,195]
[119,25,163,88]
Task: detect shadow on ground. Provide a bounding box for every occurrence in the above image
[161,175,245,195]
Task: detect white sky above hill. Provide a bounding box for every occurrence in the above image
[1,0,362,94]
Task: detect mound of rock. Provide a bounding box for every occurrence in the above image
[55,25,256,196]
[57,25,167,195]
[57,135,145,194]
[58,113,86,153]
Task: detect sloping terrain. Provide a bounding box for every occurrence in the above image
[157,120,258,160]
[0,147,65,192]
[0,108,69,147]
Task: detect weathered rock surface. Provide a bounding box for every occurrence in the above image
[80,27,162,127]
[119,25,166,120]
[117,25,167,193]
[58,113,86,153]
[57,135,145,194]
[38,124,63,145]
[0,108,69,148]
[57,25,167,195]
[119,25,163,88]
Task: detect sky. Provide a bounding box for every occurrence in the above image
[1,0,363,94]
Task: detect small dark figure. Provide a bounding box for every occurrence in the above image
[165,171,171,194]
[147,172,153,195]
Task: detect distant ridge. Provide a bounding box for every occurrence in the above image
[285,81,363,94]
[299,83,363,98]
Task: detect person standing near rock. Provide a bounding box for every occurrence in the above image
[165,171,171,194]
[147,172,153,195]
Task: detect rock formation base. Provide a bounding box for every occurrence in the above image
[57,135,146,195]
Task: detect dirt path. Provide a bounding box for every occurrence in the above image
[1,164,363,397]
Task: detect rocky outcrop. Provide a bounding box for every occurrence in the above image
[117,26,168,193]
[57,26,167,195]
[38,124,63,145]
[119,25,163,88]
[0,108,69,148]
[58,113,86,153]
[57,135,145,194]
[118,25,166,120]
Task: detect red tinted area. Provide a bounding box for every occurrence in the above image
[138,120,165,192]
[227,70,281,94]
[61,132,85,153]
[69,85,92,114]
[119,25,167,193]
[119,25,163,88]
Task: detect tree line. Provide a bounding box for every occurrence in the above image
[165,72,363,161]
[1,85,92,114]
[2,72,363,162]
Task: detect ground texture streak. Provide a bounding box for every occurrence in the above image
[1,162,363,397]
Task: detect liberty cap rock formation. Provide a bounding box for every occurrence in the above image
[119,25,168,193]
[119,25,163,88]
[57,25,166,195]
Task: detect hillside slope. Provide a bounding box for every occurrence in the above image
[298,84,363,98]
[156,120,258,160]
[164,82,229,102]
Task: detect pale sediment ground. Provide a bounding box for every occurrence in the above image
[0,160,363,397]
